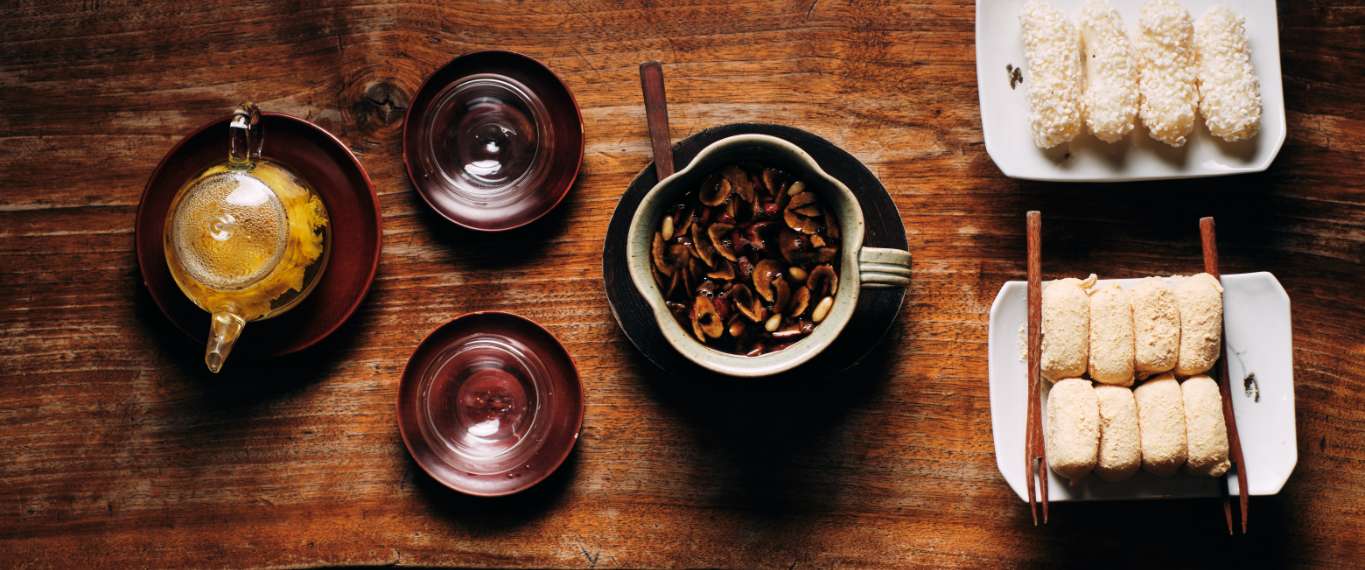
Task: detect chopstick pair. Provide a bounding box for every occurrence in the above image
[1022,214,1248,533]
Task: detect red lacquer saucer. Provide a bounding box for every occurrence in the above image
[135,112,382,357]
[402,51,584,232]
[397,312,584,497]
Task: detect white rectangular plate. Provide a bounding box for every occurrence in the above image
[976,0,1286,181]
[988,272,1297,501]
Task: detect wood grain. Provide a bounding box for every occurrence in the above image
[2,1,1364,567]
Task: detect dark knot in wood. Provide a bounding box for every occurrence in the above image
[351,80,409,133]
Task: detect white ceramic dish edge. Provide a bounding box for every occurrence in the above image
[975,0,1287,182]
[988,272,1297,501]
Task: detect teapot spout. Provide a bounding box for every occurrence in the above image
[205,311,246,373]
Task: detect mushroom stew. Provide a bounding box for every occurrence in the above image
[650,164,840,356]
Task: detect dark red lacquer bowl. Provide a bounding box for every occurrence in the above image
[135,112,382,357]
[403,51,584,232]
[397,312,584,496]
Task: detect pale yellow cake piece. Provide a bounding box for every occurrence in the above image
[1134,373,1188,476]
[1047,378,1100,482]
[1182,375,1231,477]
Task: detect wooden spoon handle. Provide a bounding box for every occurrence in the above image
[639,61,675,181]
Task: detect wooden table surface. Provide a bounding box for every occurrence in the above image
[3,1,1363,567]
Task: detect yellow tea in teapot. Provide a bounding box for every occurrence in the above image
[165,160,330,321]
[162,103,332,373]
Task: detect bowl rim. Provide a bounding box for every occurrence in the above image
[401,49,585,232]
[626,133,868,377]
[395,310,585,497]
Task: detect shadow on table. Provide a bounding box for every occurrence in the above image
[131,265,374,409]
[631,320,903,519]
[411,171,581,272]
[408,444,579,533]
[1030,492,1297,566]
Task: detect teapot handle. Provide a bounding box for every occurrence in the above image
[228,102,263,169]
[205,309,246,373]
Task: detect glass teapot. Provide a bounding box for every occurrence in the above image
[163,103,332,373]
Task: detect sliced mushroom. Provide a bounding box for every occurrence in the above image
[777,229,815,265]
[671,240,693,274]
[784,191,822,234]
[673,206,695,239]
[810,234,826,248]
[652,232,675,277]
[736,256,755,281]
[752,259,783,302]
[729,283,766,323]
[699,173,732,206]
[711,290,732,323]
[691,295,724,340]
[815,247,838,263]
[691,222,716,267]
[731,229,751,256]
[723,165,756,203]
[788,190,816,209]
[772,276,792,313]
[788,266,808,282]
[787,180,806,196]
[708,222,737,262]
[790,285,812,317]
[790,196,819,219]
[696,279,720,298]
[746,221,774,253]
[807,264,838,297]
[706,261,736,280]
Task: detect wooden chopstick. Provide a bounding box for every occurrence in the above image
[1199,216,1250,535]
[1026,211,1048,525]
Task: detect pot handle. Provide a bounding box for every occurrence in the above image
[858,247,911,288]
